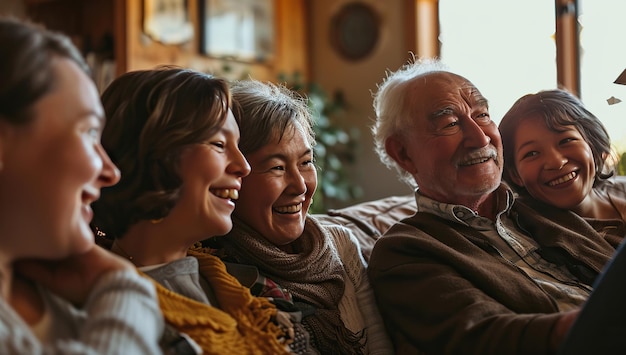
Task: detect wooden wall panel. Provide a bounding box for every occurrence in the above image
[123,0,309,82]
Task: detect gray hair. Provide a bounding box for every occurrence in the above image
[371,57,450,187]
[230,79,315,155]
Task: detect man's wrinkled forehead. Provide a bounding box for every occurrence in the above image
[424,71,483,95]
[407,72,488,111]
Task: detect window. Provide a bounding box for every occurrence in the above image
[439,0,555,126]
[579,0,626,150]
[438,0,626,150]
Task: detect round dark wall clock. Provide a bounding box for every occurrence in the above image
[330,2,380,61]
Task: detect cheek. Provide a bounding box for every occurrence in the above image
[240,176,278,207]
[53,144,101,202]
[585,147,596,169]
[305,171,318,195]
[516,162,536,184]
[74,140,104,183]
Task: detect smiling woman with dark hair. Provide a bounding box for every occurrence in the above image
[93,66,303,354]
[499,88,626,244]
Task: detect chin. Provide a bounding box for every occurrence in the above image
[59,233,93,258]
[288,227,305,240]
[210,219,233,237]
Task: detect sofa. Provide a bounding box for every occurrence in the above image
[313,194,417,262]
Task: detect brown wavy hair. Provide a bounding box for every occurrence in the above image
[92,67,232,238]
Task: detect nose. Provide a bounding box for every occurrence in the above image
[97,144,120,187]
[544,148,568,170]
[287,168,307,195]
[462,118,491,148]
[230,148,251,177]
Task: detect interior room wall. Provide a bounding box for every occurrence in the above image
[0,0,25,17]
[5,0,416,207]
[309,0,416,206]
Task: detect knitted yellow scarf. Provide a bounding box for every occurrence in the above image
[147,248,290,355]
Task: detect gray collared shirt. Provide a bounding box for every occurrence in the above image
[415,184,591,311]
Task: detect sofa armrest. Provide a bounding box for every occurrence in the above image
[313,194,417,262]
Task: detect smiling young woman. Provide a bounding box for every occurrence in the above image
[500,88,626,240]
[91,67,299,354]
[0,17,162,354]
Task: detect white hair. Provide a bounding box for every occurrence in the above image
[371,57,451,187]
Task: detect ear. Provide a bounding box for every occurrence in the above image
[385,134,418,175]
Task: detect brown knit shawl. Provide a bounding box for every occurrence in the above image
[220,216,365,354]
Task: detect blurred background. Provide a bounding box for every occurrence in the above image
[2,0,624,211]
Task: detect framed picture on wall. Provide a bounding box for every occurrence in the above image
[199,0,274,62]
[143,0,194,45]
[330,2,380,61]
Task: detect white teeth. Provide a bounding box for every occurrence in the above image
[274,204,302,214]
[548,171,577,186]
[212,189,239,200]
[460,157,490,166]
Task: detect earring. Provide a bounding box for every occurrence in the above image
[151,218,163,224]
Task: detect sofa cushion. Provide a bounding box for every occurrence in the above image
[313,194,417,262]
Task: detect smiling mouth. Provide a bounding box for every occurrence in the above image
[459,156,493,167]
[274,203,302,214]
[211,189,239,200]
[547,171,577,187]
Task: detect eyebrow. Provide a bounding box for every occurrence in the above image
[218,124,238,138]
[517,140,536,151]
[429,107,454,121]
[474,97,489,110]
[96,112,106,123]
[78,109,105,123]
[258,148,313,164]
[427,95,489,122]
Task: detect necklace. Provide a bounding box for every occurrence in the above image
[112,241,134,261]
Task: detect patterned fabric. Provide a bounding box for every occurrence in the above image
[214,216,365,355]
[220,261,318,355]
[144,249,291,355]
[251,273,293,302]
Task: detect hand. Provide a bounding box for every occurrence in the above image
[549,309,579,352]
[14,245,135,306]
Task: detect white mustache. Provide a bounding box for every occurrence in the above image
[458,146,499,166]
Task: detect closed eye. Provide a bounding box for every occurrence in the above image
[521,150,539,159]
[474,112,492,125]
[88,127,100,139]
[560,137,577,145]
